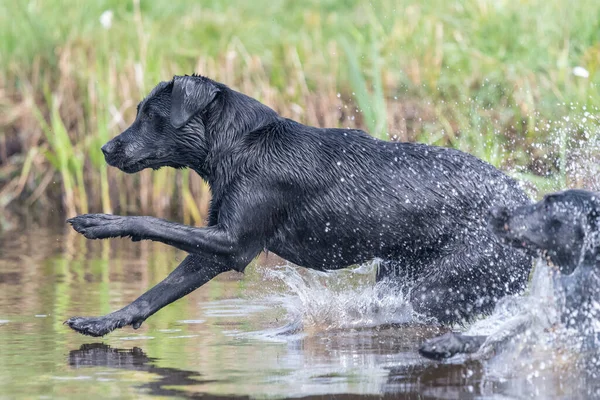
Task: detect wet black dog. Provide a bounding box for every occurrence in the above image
[66,75,531,337]
[419,189,600,360]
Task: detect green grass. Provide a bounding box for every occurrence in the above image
[1,0,599,224]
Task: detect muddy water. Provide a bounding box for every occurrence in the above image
[0,227,592,399]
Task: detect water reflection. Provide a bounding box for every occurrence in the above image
[66,341,489,400]
[69,344,219,399]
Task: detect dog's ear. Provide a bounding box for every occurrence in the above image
[170,75,220,128]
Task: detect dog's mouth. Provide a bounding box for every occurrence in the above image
[509,234,541,251]
[492,223,543,252]
[104,147,176,174]
[539,249,561,272]
[106,157,155,174]
[503,233,582,275]
[120,162,147,174]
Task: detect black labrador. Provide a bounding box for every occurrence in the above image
[66,75,531,336]
[419,189,600,360]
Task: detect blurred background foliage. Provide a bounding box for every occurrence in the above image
[1,0,599,229]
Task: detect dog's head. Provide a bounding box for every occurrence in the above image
[489,190,600,275]
[101,75,220,173]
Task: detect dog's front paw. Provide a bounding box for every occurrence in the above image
[64,316,130,337]
[67,214,131,239]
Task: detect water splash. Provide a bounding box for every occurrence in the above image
[512,106,600,196]
[460,258,600,397]
[466,258,558,337]
[254,261,431,335]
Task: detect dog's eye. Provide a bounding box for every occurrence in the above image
[142,112,154,122]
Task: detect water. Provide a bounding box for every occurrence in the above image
[462,260,600,399]
[0,228,596,399]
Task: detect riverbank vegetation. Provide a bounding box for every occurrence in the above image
[1,0,599,229]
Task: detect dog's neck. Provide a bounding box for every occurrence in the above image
[190,86,280,187]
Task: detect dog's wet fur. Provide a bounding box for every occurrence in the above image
[65,75,531,337]
[419,189,600,361]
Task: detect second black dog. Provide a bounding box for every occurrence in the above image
[419,189,600,360]
[66,75,531,336]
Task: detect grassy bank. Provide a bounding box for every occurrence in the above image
[1,0,599,229]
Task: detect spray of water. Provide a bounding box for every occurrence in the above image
[253,260,432,336]
[466,259,558,338]
[512,107,600,196]
[461,255,600,393]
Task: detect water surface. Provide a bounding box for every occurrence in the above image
[0,228,594,399]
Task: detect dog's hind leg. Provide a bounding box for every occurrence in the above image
[419,332,487,360]
[410,239,530,325]
[65,255,229,337]
[420,309,537,361]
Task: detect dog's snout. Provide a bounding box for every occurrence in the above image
[101,141,116,157]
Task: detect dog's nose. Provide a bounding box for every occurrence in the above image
[488,206,511,229]
[101,141,116,157]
